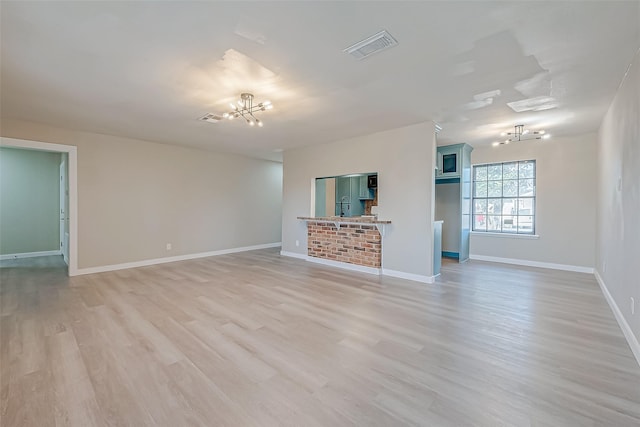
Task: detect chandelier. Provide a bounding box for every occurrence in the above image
[494,124,550,146]
[222,93,272,127]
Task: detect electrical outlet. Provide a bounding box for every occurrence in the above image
[631,297,635,315]
[166,243,172,251]
[295,240,299,247]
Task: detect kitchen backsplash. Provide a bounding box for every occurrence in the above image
[364,189,378,215]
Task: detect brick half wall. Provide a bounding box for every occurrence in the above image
[306,221,381,268]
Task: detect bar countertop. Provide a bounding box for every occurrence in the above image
[297,216,391,224]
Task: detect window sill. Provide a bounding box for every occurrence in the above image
[470,232,539,240]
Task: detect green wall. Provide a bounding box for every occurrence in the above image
[0,147,61,255]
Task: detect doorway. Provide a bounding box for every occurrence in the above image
[0,137,78,276]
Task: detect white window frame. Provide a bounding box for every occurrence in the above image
[472,159,536,235]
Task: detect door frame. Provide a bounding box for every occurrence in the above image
[1,137,78,276]
[59,157,69,265]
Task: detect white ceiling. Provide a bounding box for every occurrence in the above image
[1,1,638,161]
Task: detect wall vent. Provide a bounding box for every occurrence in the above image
[198,113,223,123]
[344,30,398,60]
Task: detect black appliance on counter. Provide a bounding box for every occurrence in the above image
[367,174,377,189]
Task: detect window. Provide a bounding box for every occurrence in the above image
[472,160,536,234]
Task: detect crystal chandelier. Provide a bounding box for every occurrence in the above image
[494,124,550,146]
[222,93,272,127]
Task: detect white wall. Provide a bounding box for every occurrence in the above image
[470,133,597,270]
[597,49,640,352]
[0,147,61,255]
[282,121,437,280]
[1,118,283,269]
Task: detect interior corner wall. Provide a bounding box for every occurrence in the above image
[597,49,640,347]
[0,118,283,269]
[470,133,597,269]
[282,121,436,278]
[0,147,61,255]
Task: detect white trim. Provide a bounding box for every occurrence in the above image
[471,232,539,240]
[75,242,281,276]
[280,251,435,283]
[63,232,70,265]
[0,250,61,261]
[1,137,78,276]
[382,268,435,284]
[1,138,74,152]
[469,254,594,274]
[595,271,640,367]
[280,250,308,260]
[306,256,381,276]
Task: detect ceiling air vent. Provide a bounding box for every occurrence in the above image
[344,30,398,60]
[198,113,224,123]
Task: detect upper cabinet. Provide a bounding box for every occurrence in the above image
[436,144,461,179]
[436,143,472,181]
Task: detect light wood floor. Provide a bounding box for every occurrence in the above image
[1,249,639,426]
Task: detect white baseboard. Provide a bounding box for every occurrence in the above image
[0,250,61,260]
[74,242,281,276]
[595,271,640,367]
[279,250,308,260]
[469,254,594,274]
[280,251,435,283]
[306,256,381,276]
[280,251,381,275]
[382,268,435,284]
